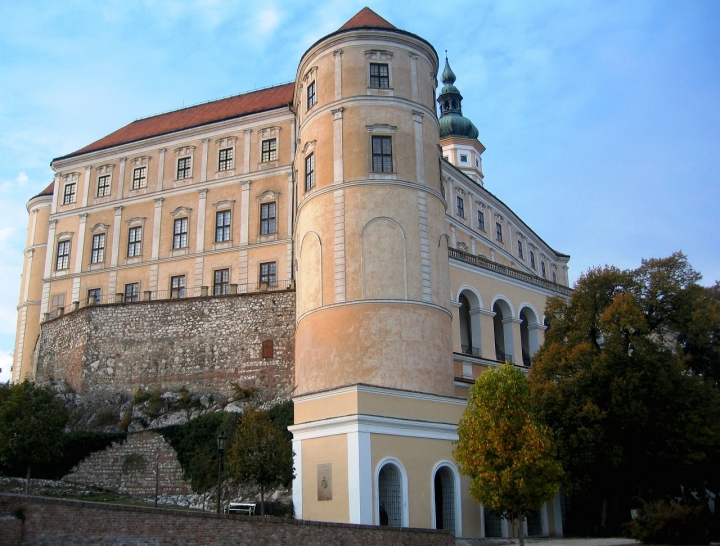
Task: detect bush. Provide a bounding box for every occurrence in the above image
[624,497,713,545]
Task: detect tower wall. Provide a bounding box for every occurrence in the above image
[294,29,452,398]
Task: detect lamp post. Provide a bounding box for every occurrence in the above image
[216,431,226,514]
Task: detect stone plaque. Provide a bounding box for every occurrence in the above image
[317,463,332,501]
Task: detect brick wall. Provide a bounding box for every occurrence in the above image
[0,494,454,546]
[36,291,295,398]
[62,431,190,497]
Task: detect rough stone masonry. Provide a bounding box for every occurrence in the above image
[35,290,296,400]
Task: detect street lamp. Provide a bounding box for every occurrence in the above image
[216,431,227,514]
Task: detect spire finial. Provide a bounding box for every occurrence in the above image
[441,54,456,85]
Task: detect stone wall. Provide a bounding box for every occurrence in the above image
[36,291,295,399]
[63,431,190,497]
[0,494,454,546]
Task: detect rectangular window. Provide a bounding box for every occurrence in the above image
[552,271,557,283]
[260,202,276,235]
[517,240,524,260]
[173,218,188,249]
[477,210,485,231]
[97,175,111,197]
[171,275,186,298]
[128,226,142,257]
[50,293,65,313]
[260,262,277,286]
[307,81,316,109]
[177,157,192,179]
[214,269,229,295]
[215,210,231,242]
[372,136,392,173]
[530,252,536,269]
[90,233,106,264]
[541,261,546,278]
[369,63,389,88]
[305,153,315,191]
[87,288,101,305]
[261,139,277,162]
[63,183,76,205]
[457,196,465,218]
[56,240,70,270]
[124,283,139,303]
[131,166,147,189]
[460,154,468,163]
[496,222,503,243]
[218,148,233,171]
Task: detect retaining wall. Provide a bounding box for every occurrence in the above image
[0,494,454,546]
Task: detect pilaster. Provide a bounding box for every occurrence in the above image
[110,206,123,267]
[156,148,166,192]
[152,198,163,260]
[196,189,207,253]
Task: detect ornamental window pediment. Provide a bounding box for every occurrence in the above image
[90,223,109,234]
[130,156,151,167]
[96,164,114,175]
[170,206,193,217]
[257,190,280,202]
[174,146,195,157]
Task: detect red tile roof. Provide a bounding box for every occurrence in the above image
[338,7,396,31]
[57,83,295,161]
[31,181,55,199]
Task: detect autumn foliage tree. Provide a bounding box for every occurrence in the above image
[454,364,562,546]
[226,406,294,516]
[529,253,720,534]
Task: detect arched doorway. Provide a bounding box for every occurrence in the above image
[433,466,456,534]
[378,463,403,527]
[492,299,514,363]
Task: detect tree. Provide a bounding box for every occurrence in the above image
[226,406,294,515]
[454,364,562,546]
[529,254,720,534]
[0,381,68,493]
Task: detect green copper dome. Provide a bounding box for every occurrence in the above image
[437,57,479,140]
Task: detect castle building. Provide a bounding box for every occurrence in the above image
[13,8,571,538]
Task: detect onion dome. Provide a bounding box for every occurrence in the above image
[437,57,479,140]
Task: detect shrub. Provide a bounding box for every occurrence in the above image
[90,406,119,428]
[625,497,713,545]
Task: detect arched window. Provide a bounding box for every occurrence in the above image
[459,294,472,354]
[492,299,515,363]
[434,466,456,534]
[378,463,403,527]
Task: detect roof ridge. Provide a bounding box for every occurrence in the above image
[133,81,294,122]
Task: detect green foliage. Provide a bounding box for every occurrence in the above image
[268,400,293,442]
[133,386,165,418]
[90,406,119,428]
[454,364,562,543]
[0,381,68,479]
[530,253,720,532]
[624,498,713,545]
[230,383,257,401]
[226,406,294,515]
[121,453,148,474]
[159,411,240,494]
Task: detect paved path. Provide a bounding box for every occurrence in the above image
[457,539,638,546]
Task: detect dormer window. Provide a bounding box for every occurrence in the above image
[370,63,389,88]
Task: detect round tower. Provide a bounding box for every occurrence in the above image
[293,8,453,398]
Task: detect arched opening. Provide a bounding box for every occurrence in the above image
[526,509,544,536]
[459,294,472,353]
[433,466,456,534]
[492,299,514,363]
[519,307,540,366]
[378,463,403,527]
[458,289,482,357]
[484,508,503,537]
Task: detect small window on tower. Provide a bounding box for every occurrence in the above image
[262,340,274,359]
[369,63,389,88]
[460,154,468,163]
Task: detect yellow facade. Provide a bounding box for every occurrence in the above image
[14,8,570,539]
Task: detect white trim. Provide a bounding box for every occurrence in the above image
[292,438,302,519]
[289,413,459,442]
[518,302,540,323]
[430,460,463,537]
[490,295,516,318]
[347,431,372,524]
[374,457,409,528]
[293,382,466,405]
[456,285,483,309]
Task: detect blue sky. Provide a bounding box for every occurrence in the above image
[1,0,718,381]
